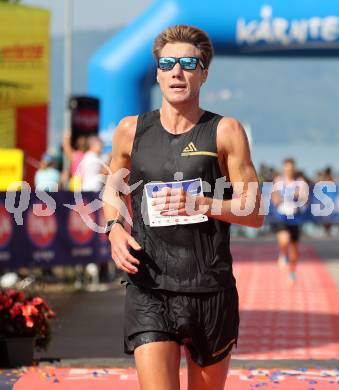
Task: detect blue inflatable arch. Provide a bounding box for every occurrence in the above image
[88,0,339,151]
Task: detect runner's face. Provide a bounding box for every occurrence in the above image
[283,162,296,179]
[157,42,207,105]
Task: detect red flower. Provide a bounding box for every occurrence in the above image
[0,288,56,351]
[9,302,22,318]
[17,291,25,302]
[31,297,44,306]
[21,304,38,318]
[4,297,13,308]
[25,317,34,328]
[6,288,17,298]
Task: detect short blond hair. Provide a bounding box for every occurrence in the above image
[152,25,214,69]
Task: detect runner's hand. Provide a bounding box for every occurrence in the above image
[151,187,203,216]
[108,224,141,274]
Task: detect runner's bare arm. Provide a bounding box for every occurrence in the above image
[102,116,142,274]
[271,176,283,206]
[102,116,135,221]
[271,186,282,206]
[199,117,264,228]
[62,130,73,160]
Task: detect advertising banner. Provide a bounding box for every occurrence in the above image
[0,187,338,270]
[0,149,24,191]
[0,107,15,147]
[0,3,49,107]
[69,96,100,148]
[0,192,111,270]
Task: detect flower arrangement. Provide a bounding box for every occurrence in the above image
[0,288,56,351]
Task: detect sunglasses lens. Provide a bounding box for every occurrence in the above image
[158,57,200,70]
[180,57,198,70]
[159,57,175,70]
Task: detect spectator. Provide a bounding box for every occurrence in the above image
[79,135,104,191]
[62,131,88,191]
[314,166,335,236]
[34,153,60,191]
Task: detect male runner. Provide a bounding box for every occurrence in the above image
[103,25,264,390]
[271,158,308,285]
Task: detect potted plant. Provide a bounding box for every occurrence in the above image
[0,288,56,367]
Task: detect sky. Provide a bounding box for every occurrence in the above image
[22,0,153,35]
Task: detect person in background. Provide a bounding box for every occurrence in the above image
[62,131,88,191]
[315,166,335,236]
[34,152,61,283]
[34,153,60,191]
[271,158,308,285]
[79,135,105,192]
[79,136,113,284]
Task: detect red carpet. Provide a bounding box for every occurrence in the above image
[232,242,339,360]
[9,367,339,389]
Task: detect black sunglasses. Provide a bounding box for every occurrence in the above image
[158,56,205,71]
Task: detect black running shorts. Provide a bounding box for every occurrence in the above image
[271,222,301,242]
[123,282,239,367]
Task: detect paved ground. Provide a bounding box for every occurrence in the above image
[1,236,338,389]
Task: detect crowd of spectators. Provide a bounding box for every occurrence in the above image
[257,162,338,185]
[34,132,109,193]
[29,132,113,288]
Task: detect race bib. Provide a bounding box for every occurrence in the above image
[144,178,208,227]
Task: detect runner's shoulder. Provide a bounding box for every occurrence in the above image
[116,115,138,136]
[113,115,138,144]
[216,116,248,150]
[218,116,245,134]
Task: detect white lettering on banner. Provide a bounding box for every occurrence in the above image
[0,252,10,261]
[290,20,309,43]
[309,17,322,38]
[32,250,54,262]
[71,247,93,257]
[236,5,339,45]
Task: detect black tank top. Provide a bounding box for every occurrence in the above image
[125,109,236,292]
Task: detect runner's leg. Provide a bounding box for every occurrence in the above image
[276,230,290,269]
[134,340,181,390]
[289,240,299,273]
[184,346,232,390]
[287,226,300,285]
